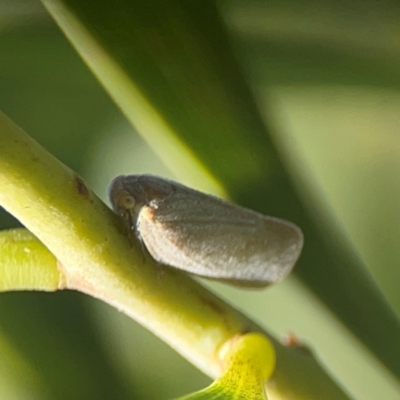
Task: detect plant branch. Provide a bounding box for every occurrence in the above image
[0,111,351,399]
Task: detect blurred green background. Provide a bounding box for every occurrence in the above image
[1,0,400,399]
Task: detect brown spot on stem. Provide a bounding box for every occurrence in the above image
[74,175,89,198]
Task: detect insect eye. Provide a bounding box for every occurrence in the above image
[119,194,136,210]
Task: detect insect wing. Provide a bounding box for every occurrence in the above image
[138,187,303,287]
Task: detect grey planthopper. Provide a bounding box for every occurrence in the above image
[108,174,303,287]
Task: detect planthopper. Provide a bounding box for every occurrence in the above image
[109,175,303,288]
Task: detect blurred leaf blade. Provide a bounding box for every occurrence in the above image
[0,329,52,400]
[41,0,400,384]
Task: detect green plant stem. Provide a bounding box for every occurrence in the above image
[0,229,62,292]
[0,111,351,399]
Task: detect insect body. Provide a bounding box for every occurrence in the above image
[109,175,303,287]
